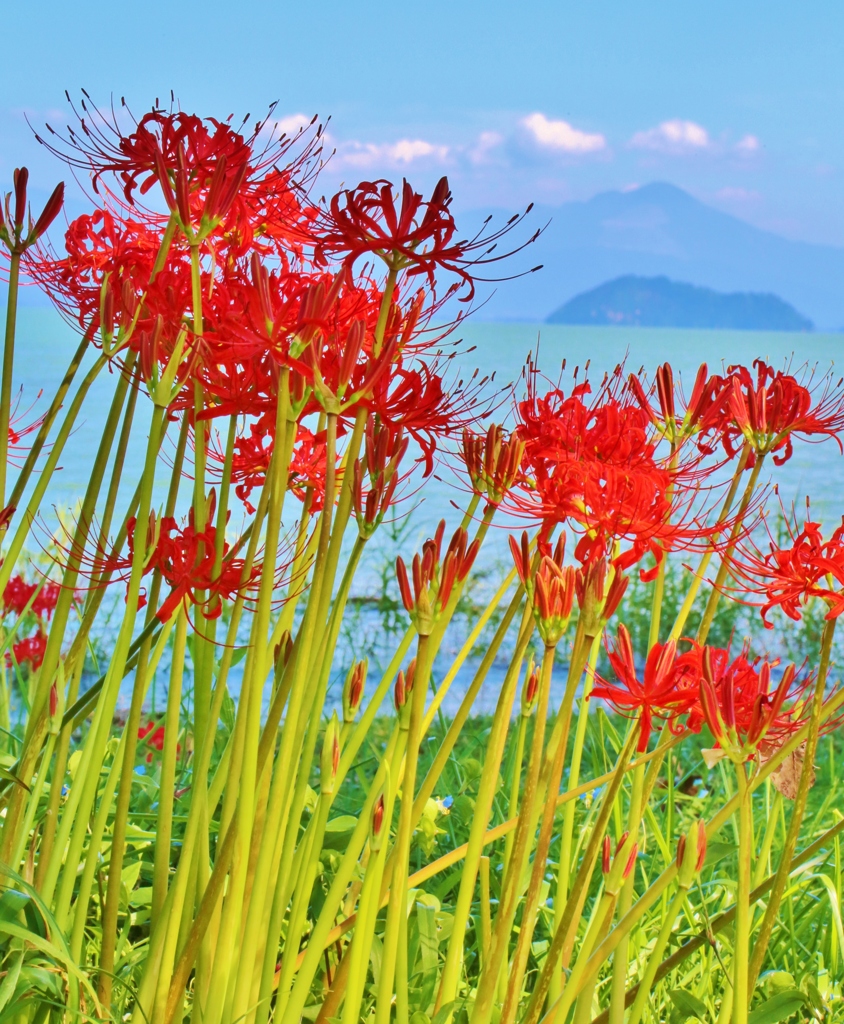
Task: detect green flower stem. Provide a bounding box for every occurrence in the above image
[471,637,558,1024]
[0,249,22,507]
[504,715,528,869]
[14,400,166,909]
[502,626,596,1024]
[374,632,434,1021]
[733,763,753,1024]
[748,620,836,988]
[151,606,189,925]
[626,885,689,1024]
[522,726,639,1024]
[5,335,92,516]
[251,538,368,1024]
[606,760,646,1024]
[547,887,620,1024]
[668,443,750,641]
[434,600,535,1013]
[697,453,766,645]
[414,586,525,822]
[98,579,170,1004]
[67,617,176,960]
[549,632,601,1006]
[281,736,405,1024]
[226,412,341,1024]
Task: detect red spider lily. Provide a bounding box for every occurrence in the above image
[695,645,815,760]
[127,508,264,622]
[7,630,47,671]
[287,427,341,513]
[314,176,540,299]
[510,531,576,646]
[2,574,61,619]
[396,522,479,635]
[629,362,730,453]
[592,625,703,751]
[601,832,638,887]
[730,512,844,627]
[352,419,408,539]
[510,364,726,574]
[461,424,525,509]
[37,97,322,233]
[0,167,64,254]
[722,360,844,466]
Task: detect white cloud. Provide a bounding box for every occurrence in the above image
[469,131,504,164]
[336,138,449,169]
[735,134,760,154]
[259,113,315,143]
[630,119,711,153]
[521,112,606,153]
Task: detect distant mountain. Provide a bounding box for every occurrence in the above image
[464,183,844,330]
[548,275,813,331]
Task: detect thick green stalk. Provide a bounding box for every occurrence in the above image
[434,602,534,1012]
[375,633,433,1020]
[0,250,22,507]
[625,886,689,1024]
[502,628,596,1024]
[748,616,836,987]
[733,764,753,1024]
[470,641,557,1024]
[151,608,189,925]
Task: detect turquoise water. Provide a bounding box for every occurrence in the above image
[12,310,844,524]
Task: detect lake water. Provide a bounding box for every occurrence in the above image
[8,311,844,715]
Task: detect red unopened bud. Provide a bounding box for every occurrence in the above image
[13,167,28,231]
[602,835,612,875]
[49,683,58,718]
[30,182,65,242]
[520,659,539,717]
[343,660,367,723]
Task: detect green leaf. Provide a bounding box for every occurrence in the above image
[669,989,708,1020]
[0,948,24,1013]
[747,990,806,1024]
[321,816,358,850]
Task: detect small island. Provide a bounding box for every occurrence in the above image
[547,274,814,331]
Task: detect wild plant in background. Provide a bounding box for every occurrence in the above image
[0,97,843,1024]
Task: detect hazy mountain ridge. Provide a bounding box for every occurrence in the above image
[548,274,813,331]
[464,183,844,330]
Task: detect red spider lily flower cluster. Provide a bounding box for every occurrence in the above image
[593,628,819,761]
[510,532,576,646]
[509,362,720,577]
[730,512,844,627]
[461,424,525,510]
[722,360,844,467]
[125,508,264,622]
[2,572,61,673]
[696,647,813,762]
[591,625,701,751]
[629,362,730,453]
[314,176,541,300]
[352,419,408,539]
[396,522,479,636]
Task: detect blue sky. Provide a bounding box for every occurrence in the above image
[3,0,843,244]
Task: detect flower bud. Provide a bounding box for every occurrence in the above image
[320,713,341,795]
[520,658,539,718]
[13,167,28,232]
[676,820,707,888]
[370,768,391,852]
[395,659,416,728]
[342,660,367,723]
